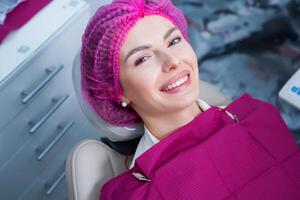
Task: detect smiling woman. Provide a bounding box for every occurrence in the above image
[79,0,300,200]
[80,0,190,128]
[119,15,201,141]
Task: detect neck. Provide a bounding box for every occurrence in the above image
[142,101,201,140]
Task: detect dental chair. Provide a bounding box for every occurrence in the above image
[65,51,231,200]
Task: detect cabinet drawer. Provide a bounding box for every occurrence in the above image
[0,89,102,172]
[0,62,64,132]
[17,159,68,200]
[0,12,89,167]
[0,5,89,132]
[3,122,97,200]
[16,110,104,200]
[0,115,85,199]
[0,90,74,169]
[0,1,93,199]
[18,178,67,200]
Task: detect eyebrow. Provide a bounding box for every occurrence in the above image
[124,27,178,62]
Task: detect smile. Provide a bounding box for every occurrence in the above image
[160,70,191,93]
[163,75,189,91]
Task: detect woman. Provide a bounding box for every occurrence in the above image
[80,0,300,199]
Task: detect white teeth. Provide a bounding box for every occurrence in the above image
[164,75,189,91]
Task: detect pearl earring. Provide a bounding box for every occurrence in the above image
[122,102,127,107]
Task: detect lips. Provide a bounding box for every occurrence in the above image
[160,70,190,91]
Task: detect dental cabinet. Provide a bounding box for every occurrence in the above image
[0,0,102,199]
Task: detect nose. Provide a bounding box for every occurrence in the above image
[160,51,180,73]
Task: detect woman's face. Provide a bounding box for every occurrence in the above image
[119,15,199,118]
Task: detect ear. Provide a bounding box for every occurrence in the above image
[121,95,131,104]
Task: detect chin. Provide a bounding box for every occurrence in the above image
[166,91,198,110]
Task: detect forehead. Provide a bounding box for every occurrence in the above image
[120,15,176,54]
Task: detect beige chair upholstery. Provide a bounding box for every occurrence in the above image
[66,51,231,200]
[66,139,132,200]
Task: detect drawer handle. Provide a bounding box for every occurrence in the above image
[44,171,66,196]
[36,121,74,161]
[21,65,64,104]
[29,95,69,134]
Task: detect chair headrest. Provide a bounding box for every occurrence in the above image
[72,50,144,142]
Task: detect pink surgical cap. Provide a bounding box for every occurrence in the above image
[80,0,190,126]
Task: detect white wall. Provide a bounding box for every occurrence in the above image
[84,0,112,14]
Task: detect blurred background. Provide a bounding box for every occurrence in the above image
[174,0,300,137]
[0,0,299,199]
[89,0,300,136]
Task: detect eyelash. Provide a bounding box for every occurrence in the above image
[134,36,182,66]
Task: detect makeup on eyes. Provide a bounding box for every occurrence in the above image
[125,27,180,62]
[134,36,182,66]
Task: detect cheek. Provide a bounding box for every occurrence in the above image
[123,72,156,99]
[186,46,198,66]
[177,42,198,67]
[180,45,199,86]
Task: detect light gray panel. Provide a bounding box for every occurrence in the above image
[0,92,71,169]
[18,124,99,200]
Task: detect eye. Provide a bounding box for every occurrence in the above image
[168,36,182,47]
[134,56,149,66]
